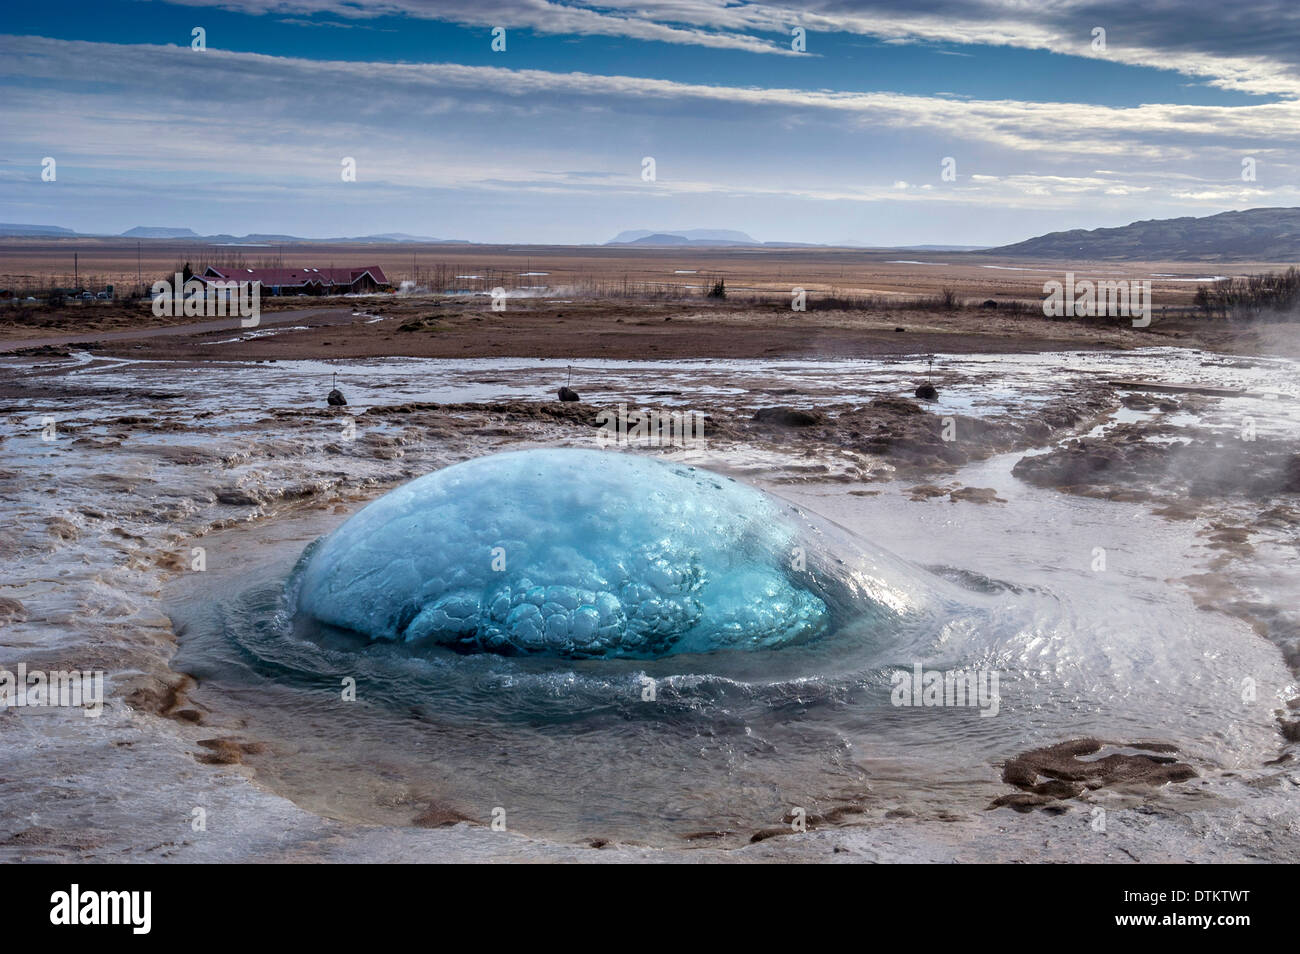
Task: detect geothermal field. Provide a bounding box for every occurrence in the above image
[3,0,1299,903]
[1,243,1298,867]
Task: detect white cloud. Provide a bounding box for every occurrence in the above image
[153,0,1300,97]
[3,31,1298,240]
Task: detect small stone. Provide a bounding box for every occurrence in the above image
[0,598,28,625]
[216,487,260,506]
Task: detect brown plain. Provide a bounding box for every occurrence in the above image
[1,239,1293,360]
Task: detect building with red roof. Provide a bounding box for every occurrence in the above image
[199,265,390,296]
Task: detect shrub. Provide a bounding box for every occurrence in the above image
[1195,267,1300,320]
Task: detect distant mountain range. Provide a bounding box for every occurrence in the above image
[5,208,1299,258]
[120,226,200,239]
[869,244,990,252]
[607,229,761,246]
[0,224,471,244]
[606,210,1300,257]
[604,229,989,250]
[0,223,78,237]
[988,207,1300,261]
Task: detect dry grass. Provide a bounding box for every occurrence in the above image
[2,237,1285,305]
[1194,267,1300,320]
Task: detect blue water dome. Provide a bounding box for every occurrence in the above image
[291,448,836,657]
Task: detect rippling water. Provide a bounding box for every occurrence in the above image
[8,344,1292,850]
[168,459,1289,846]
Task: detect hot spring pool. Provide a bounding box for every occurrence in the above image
[166,448,1289,847]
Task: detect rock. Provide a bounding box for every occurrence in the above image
[557,386,580,402]
[1013,430,1300,498]
[914,383,939,401]
[867,396,927,416]
[216,487,261,506]
[980,299,998,309]
[907,484,951,501]
[948,486,1006,504]
[0,598,28,625]
[988,792,1056,813]
[752,406,826,427]
[1121,393,1179,412]
[46,517,79,541]
[990,738,1195,813]
[13,344,73,357]
[194,738,266,765]
[327,388,347,406]
[894,326,905,332]
[412,804,475,828]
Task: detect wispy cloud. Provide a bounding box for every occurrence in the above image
[154,0,1300,96]
[1,27,1295,242]
[5,35,1297,156]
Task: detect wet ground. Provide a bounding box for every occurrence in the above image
[0,344,1297,860]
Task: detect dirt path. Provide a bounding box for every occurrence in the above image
[0,306,353,353]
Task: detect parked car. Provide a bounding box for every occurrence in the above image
[79,292,93,300]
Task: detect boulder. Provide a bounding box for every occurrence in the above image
[752,406,826,427]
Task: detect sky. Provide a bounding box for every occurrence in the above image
[1,0,1299,246]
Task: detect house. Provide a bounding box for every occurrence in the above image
[198,265,390,296]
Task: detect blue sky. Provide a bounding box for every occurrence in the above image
[2,0,1299,244]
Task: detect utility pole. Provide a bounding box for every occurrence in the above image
[137,241,142,290]
[74,252,78,290]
